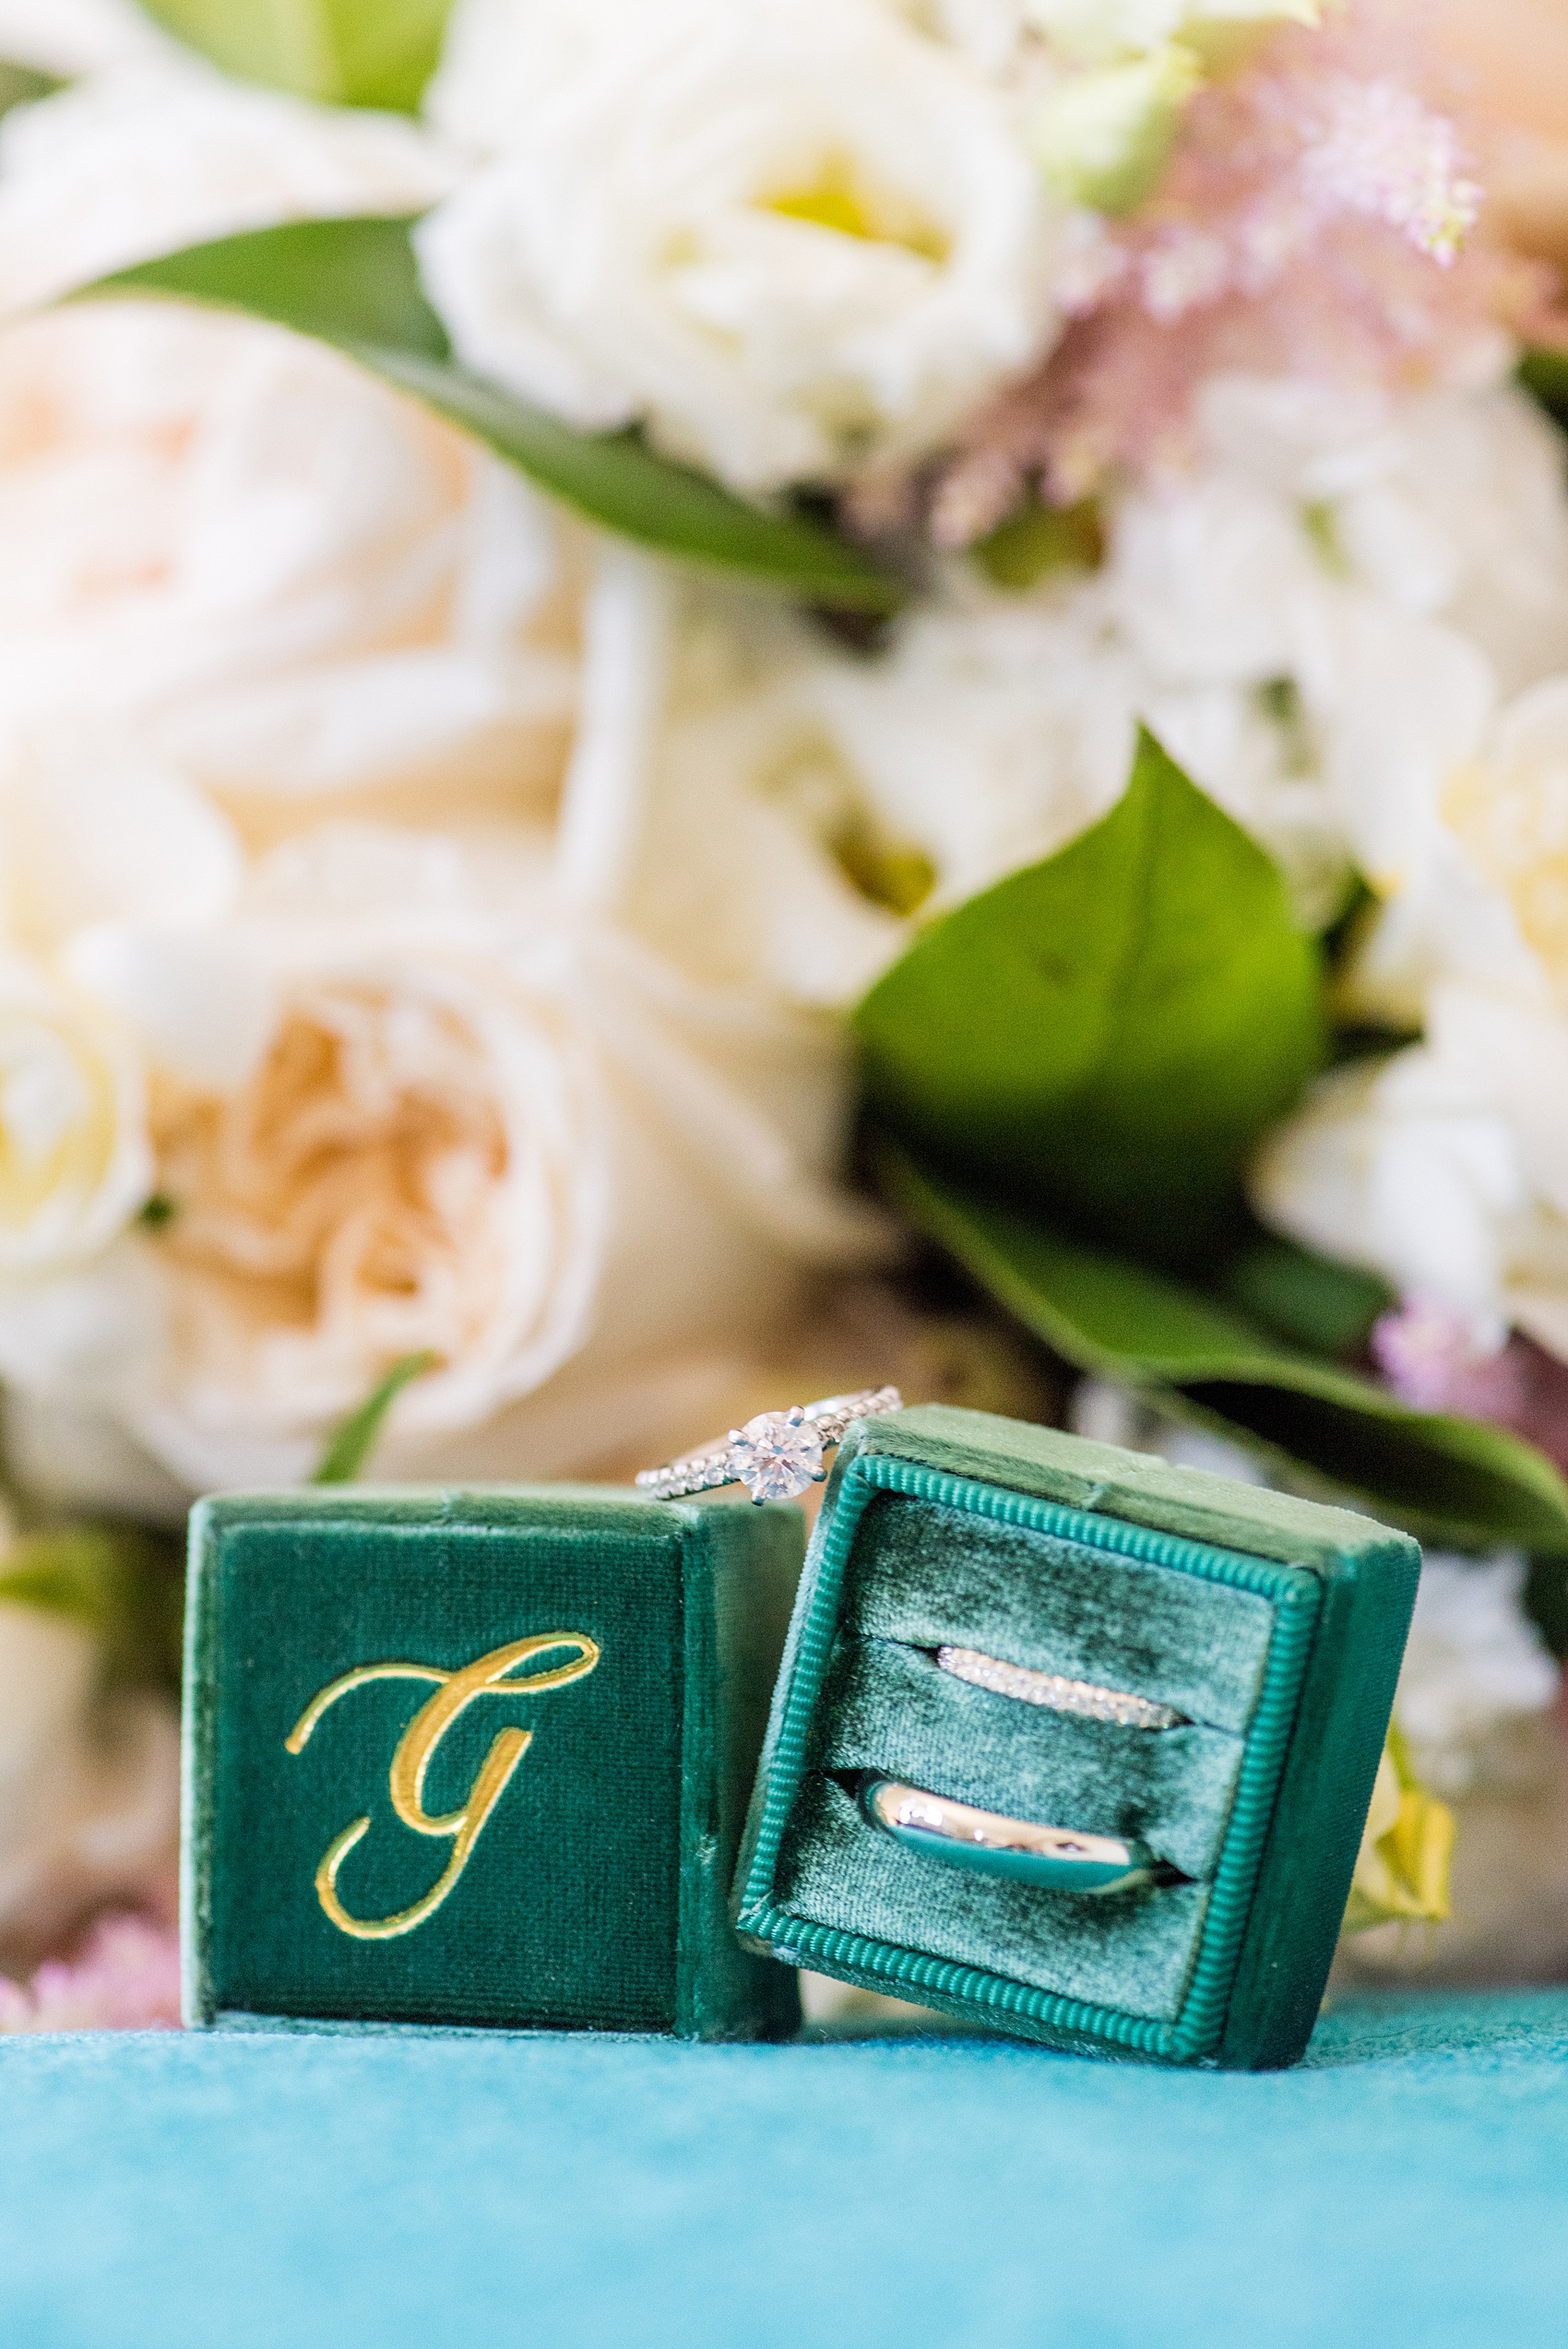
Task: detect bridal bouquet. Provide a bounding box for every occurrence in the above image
[0,0,1566,2011]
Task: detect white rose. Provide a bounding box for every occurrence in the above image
[0,303,583,825]
[0,57,452,312]
[0,821,884,1496]
[418,0,1064,492]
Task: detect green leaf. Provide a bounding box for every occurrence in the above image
[1215,1228,1392,1358]
[0,1523,184,1689]
[79,218,907,613]
[880,1143,1568,1554]
[855,728,1326,1263]
[974,497,1104,593]
[314,1350,438,1483]
[1519,347,1568,436]
[138,0,454,112]
[0,59,61,117]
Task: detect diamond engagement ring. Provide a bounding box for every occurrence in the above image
[636,1386,902,1505]
[936,1646,1189,1731]
[860,1778,1167,1896]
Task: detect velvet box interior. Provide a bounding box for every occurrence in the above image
[184,1486,803,2039]
[735,1406,1420,2068]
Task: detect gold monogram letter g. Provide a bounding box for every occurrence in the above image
[285,1633,600,1940]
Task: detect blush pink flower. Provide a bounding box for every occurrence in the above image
[930,0,1546,540]
[0,1911,181,2034]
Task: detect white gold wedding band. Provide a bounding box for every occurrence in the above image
[636,1386,902,1504]
[861,1777,1161,1895]
[937,1646,1188,1730]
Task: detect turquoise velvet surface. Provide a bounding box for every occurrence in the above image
[2,1992,1565,2348]
[775,1489,1276,2021]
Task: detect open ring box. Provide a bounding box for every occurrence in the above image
[183,1487,803,2040]
[734,1405,1420,2068]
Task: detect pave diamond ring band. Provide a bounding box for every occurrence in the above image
[860,1778,1165,1896]
[636,1386,903,1505]
[936,1646,1189,1730]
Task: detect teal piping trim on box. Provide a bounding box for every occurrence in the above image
[735,1453,1322,2062]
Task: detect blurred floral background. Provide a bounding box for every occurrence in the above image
[0,0,1567,2027]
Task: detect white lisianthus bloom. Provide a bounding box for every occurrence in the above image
[0,823,883,1497]
[419,0,1065,492]
[1106,370,1568,908]
[1260,672,1568,1361]
[0,303,583,833]
[0,0,166,76]
[607,554,1360,1014]
[0,57,453,313]
[1396,1552,1561,1797]
[1249,1036,1532,1347]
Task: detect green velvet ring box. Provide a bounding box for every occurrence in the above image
[184,1487,803,2039]
[734,1406,1420,2069]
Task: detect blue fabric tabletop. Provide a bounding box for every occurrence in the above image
[3,1990,1566,2348]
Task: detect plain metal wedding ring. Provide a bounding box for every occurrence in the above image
[636,1386,902,1504]
[861,1776,1161,1895]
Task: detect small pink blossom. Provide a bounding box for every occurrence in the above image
[1372,1304,1568,1479]
[0,1912,181,2035]
[926,0,1547,537]
[1372,1298,1526,1418]
[1301,75,1482,263]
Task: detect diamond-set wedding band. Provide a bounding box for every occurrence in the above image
[861,1778,1160,1895]
[936,1646,1188,1731]
[636,1386,903,1505]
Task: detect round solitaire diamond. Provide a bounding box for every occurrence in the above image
[729,1407,826,1502]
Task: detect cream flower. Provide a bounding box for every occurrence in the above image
[0,56,452,313]
[0,1594,178,1971]
[418,0,1064,492]
[0,303,583,835]
[0,823,882,1495]
[0,955,150,1280]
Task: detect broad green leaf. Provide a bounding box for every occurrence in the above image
[139,0,453,112]
[1216,1228,1392,1358]
[0,59,61,116]
[81,218,907,613]
[880,1143,1568,1554]
[855,729,1325,1263]
[314,1350,438,1482]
